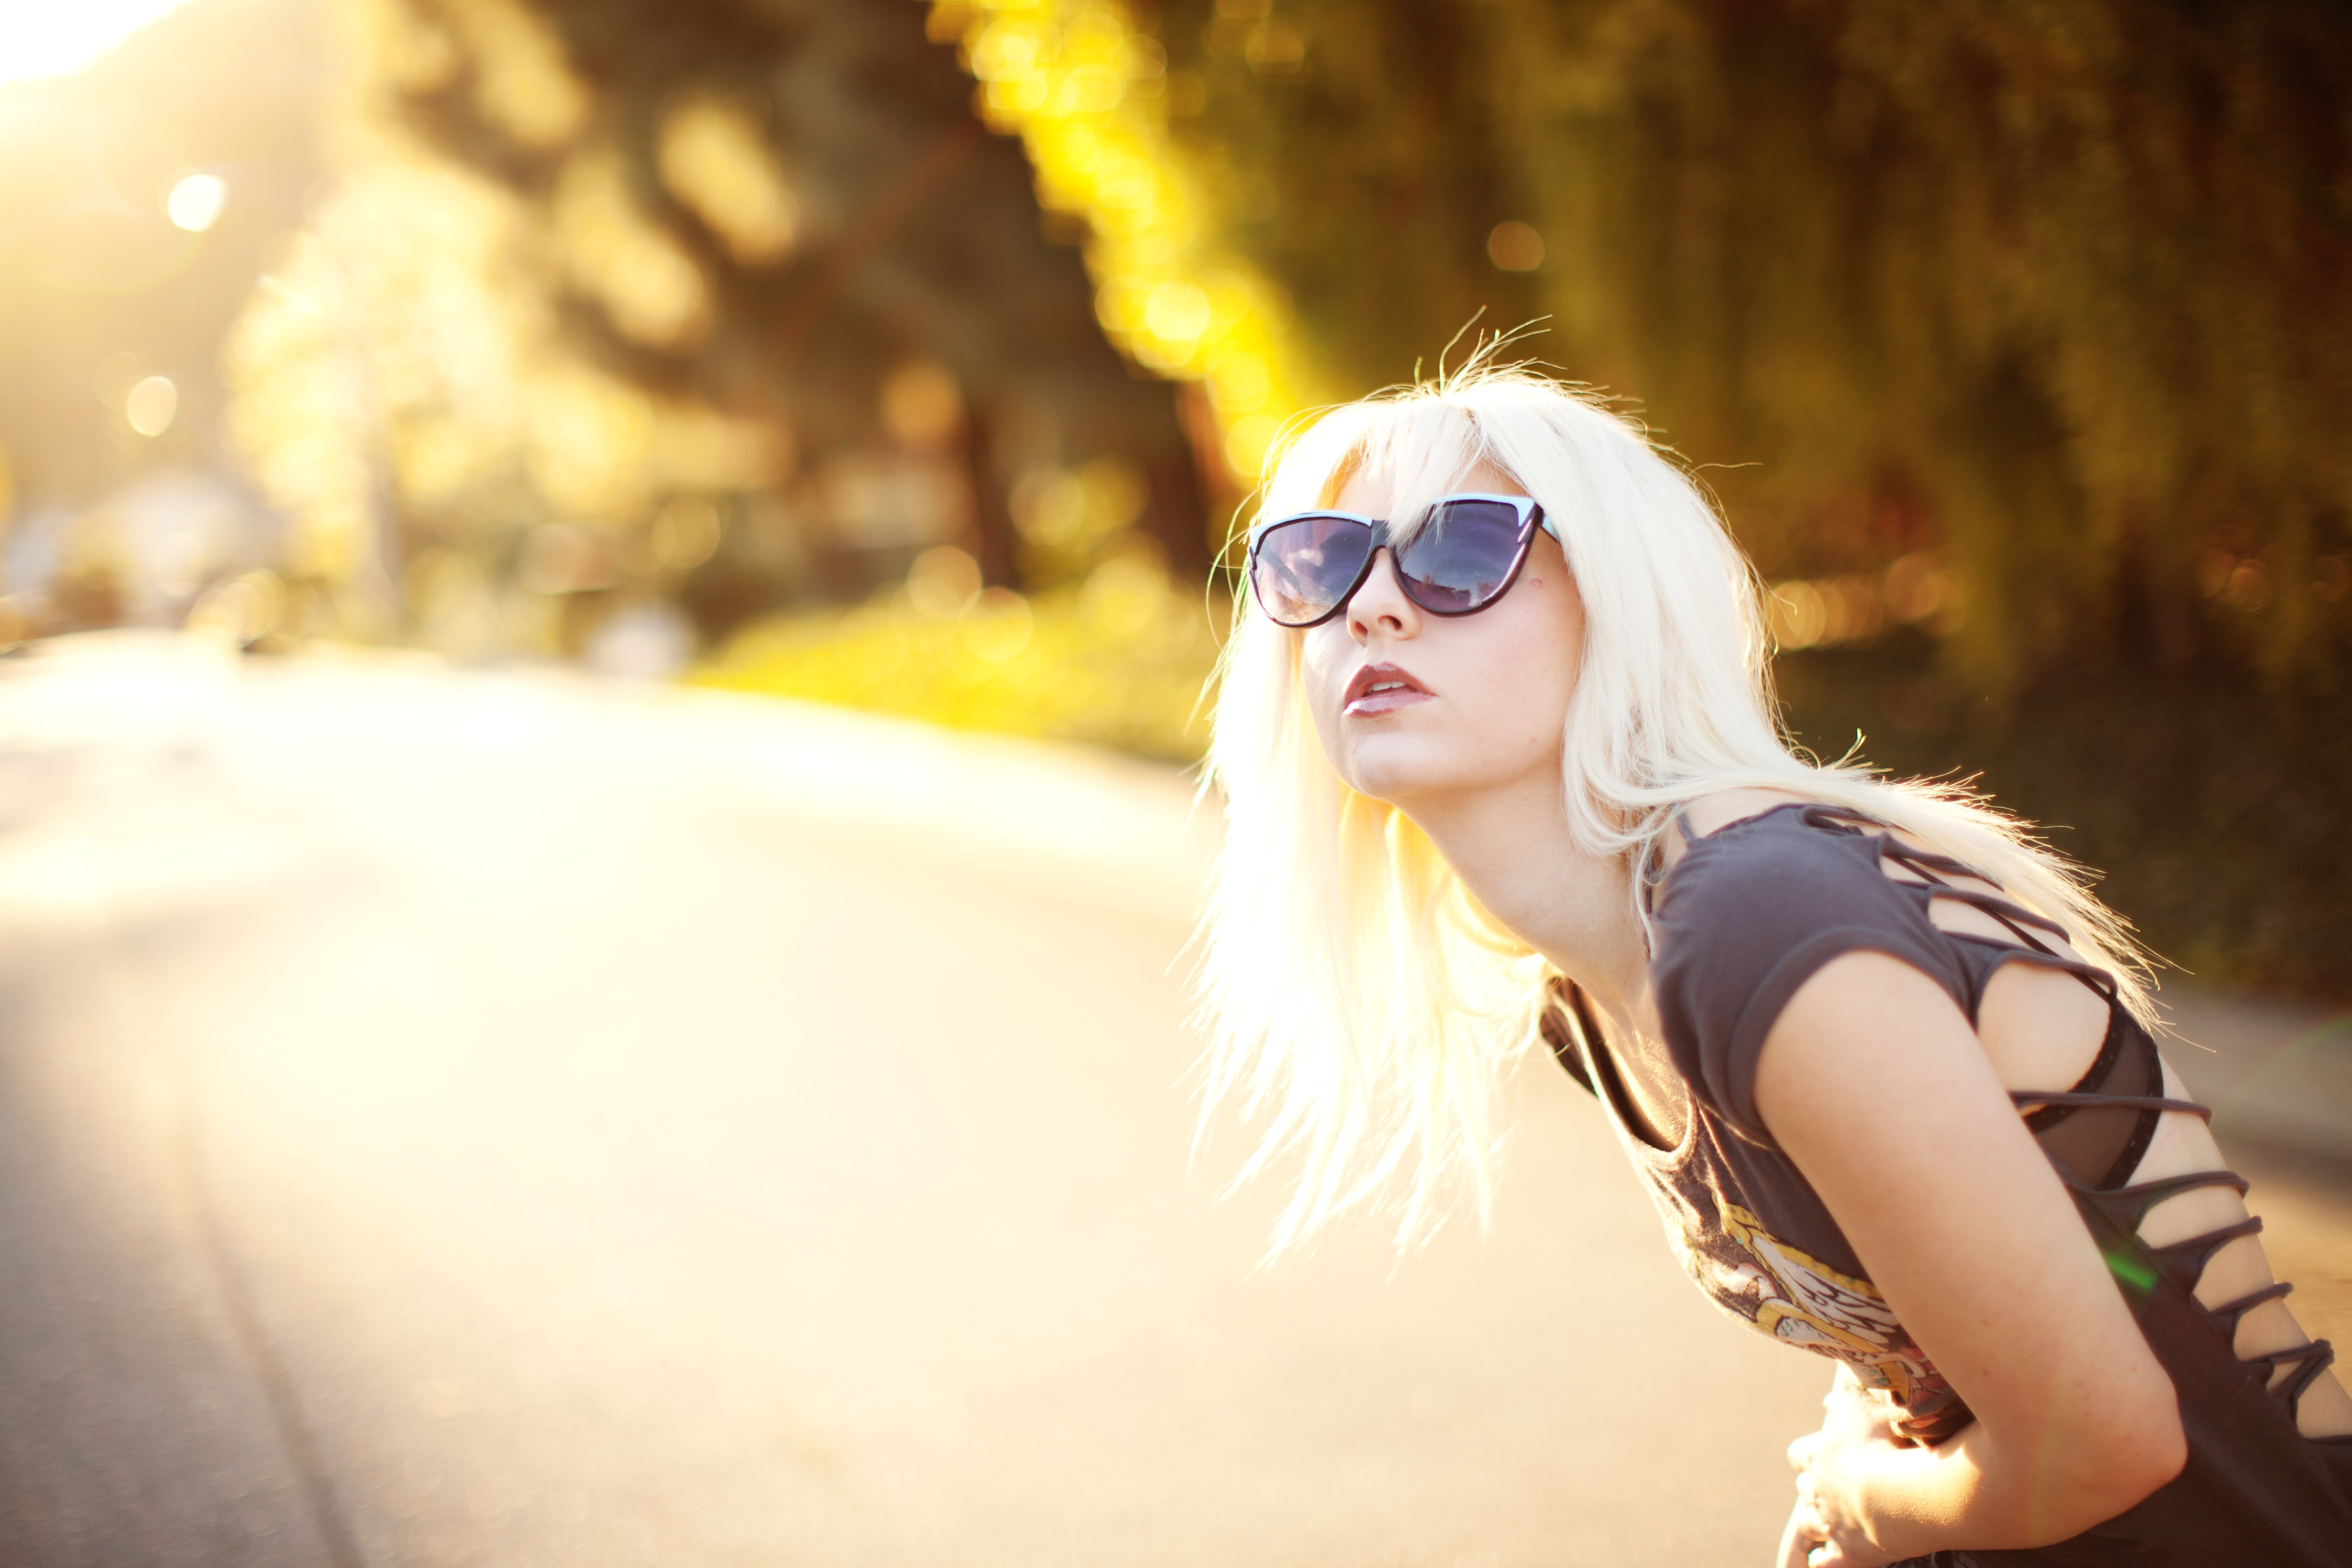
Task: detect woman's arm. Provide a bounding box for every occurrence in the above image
[1752,952,2187,1566]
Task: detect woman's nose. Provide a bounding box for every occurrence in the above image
[1345,549,1421,642]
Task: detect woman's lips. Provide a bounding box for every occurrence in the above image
[1343,663,1433,717]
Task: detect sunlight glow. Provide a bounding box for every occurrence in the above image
[0,0,199,84]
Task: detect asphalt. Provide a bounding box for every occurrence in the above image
[0,632,2343,1568]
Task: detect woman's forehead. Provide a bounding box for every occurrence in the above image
[1331,457,1527,518]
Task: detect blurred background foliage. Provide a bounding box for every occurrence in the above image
[0,0,2344,993]
[1171,0,2352,694]
[1144,0,2352,993]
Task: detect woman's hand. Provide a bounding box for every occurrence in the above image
[1776,1375,1904,1568]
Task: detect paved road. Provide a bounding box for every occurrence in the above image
[0,634,2342,1568]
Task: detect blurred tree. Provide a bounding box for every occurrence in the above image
[206,0,2352,990]
[1151,0,2352,994]
[368,0,1213,629]
[1163,0,2352,698]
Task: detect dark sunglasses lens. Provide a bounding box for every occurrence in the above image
[1253,516,1373,625]
[1394,500,1529,612]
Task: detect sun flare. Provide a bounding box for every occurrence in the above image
[0,0,199,85]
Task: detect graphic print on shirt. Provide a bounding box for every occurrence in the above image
[1703,1203,1948,1409]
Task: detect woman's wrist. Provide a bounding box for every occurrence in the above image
[1835,1435,1953,1560]
[1838,1420,2087,1560]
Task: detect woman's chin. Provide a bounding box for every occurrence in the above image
[1339,732,1464,806]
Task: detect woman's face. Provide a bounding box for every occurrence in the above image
[1299,462,1586,810]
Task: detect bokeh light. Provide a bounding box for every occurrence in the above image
[553,149,711,348]
[164,171,227,232]
[907,546,983,621]
[650,496,722,573]
[124,375,178,437]
[1767,554,1957,651]
[1486,221,1544,273]
[880,363,965,452]
[657,96,799,266]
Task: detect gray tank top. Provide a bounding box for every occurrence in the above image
[1541,802,2352,1566]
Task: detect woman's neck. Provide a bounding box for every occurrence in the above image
[1396,771,1652,1024]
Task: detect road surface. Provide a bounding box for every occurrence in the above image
[0,632,2342,1567]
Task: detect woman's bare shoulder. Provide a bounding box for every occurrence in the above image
[1663,786,1822,867]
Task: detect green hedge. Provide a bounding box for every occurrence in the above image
[1779,641,2351,998]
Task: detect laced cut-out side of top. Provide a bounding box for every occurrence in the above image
[1552,799,2352,1563]
[1782,804,2342,1432]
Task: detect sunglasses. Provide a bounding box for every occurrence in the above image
[1245,493,1556,629]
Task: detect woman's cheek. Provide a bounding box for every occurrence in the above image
[1303,636,1345,720]
[1298,633,1355,762]
[1487,627,1576,767]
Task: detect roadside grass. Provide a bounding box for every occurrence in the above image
[691,557,1228,765]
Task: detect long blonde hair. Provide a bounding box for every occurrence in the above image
[1193,358,2153,1252]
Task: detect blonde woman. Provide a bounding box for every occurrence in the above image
[1194,363,2352,1566]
